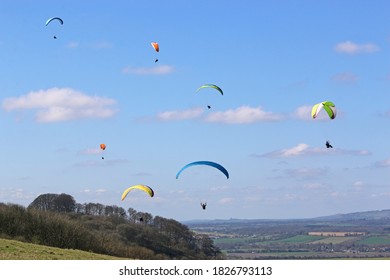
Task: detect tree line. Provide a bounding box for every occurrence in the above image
[0,193,223,259]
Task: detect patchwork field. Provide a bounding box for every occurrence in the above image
[188,216,390,259]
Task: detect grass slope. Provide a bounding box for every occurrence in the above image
[0,238,127,260]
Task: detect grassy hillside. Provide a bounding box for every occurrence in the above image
[0,202,223,260]
[0,238,126,260]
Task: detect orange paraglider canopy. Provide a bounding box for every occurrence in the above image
[100,143,106,150]
[151,42,159,52]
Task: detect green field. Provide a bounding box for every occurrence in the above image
[213,237,257,245]
[273,235,325,243]
[0,238,127,260]
[357,236,390,245]
[308,236,358,244]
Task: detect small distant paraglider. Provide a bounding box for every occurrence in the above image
[151,42,159,63]
[200,202,207,210]
[100,143,106,159]
[312,101,336,150]
[45,17,63,39]
[196,84,224,109]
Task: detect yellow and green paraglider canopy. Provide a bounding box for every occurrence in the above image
[311,101,336,119]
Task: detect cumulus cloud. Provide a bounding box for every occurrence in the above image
[204,105,284,124]
[260,143,314,157]
[335,41,380,54]
[254,143,370,158]
[2,87,117,122]
[331,72,358,83]
[122,65,174,75]
[293,105,314,121]
[0,187,33,201]
[157,107,204,121]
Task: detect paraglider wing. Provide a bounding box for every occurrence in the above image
[196,84,223,95]
[176,161,229,179]
[121,185,154,201]
[311,101,336,119]
[100,143,106,150]
[311,103,323,119]
[45,17,64,26]
[151,42,159,52]
[322,101,336,119]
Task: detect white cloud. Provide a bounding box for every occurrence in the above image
[375,158,390,167]
[261,143,312,158]
[157,107,204,121]
[254,143,370,158]
[331,72,358,83]
[353,181,364,187]
[79,188,107,194]
[122,65,174,75]
[303,182,326,190]
[204,105,284,124]
[284,168,327,178]
[218,197,234,204]
[353,181,365,191]
[2,87,117,122]
[78,148,102,155]
[89,42,113,49]
[293,105,313,121]
[0,187,33,201]
[335,41,380,54]
[66,41,79,48]
[74,159,129,167]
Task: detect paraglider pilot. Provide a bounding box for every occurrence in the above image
[325,141,333,149]
[200,202,207,210]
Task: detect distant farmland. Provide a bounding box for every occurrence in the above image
[275,235,324,243]
[187,210,390,259]
[357,236,390,245]
[309,236,359,244]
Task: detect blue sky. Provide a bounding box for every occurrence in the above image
[0,0,389,221]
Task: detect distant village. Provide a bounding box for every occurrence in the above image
[308,231,367,237]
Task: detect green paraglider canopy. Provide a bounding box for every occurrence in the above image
[311,101,336,119]
[196,84,223,95]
